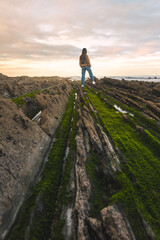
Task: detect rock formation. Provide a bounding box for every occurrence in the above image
[1,75,160,240]
[0,98,50,239]
[0,75,72,239]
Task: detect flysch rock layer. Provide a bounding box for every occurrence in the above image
[0,77,72,240]
[0,98,50,239]
[92,78,160,122]
[35,82,72,135]
[1,75,159,240]
[100,204,136,240]
[0,75,66,98]
[74,115,91,240]
[72,89,136,240]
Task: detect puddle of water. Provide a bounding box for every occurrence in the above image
[64,147,69,161]
[114,104,134,117]
[65,208,73,239]
[32,111,41,121]
[114,104,127,114]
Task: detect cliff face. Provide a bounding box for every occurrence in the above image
[0,75,72,239]
[1,76,160,240]
[0,98,50,239]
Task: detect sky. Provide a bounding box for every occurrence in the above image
[0,0,160,77]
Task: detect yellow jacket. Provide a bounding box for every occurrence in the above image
[79,54,91,67]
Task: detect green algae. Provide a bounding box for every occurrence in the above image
[7,92,76,240]
[85,87,160,239]
[93,87,160,137]
[51,103,78,240]
[86,152,106,218]
[12,89,48,108]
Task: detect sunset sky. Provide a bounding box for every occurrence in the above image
[0,0,160,77]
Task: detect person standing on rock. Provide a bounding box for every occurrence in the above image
[79,48,95,87]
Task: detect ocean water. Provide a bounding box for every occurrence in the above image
[110,75,160,83]
[69,75,160,83]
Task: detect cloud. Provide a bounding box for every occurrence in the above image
[0,0,160,76]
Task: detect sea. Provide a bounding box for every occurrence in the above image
[68,75,160,83]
